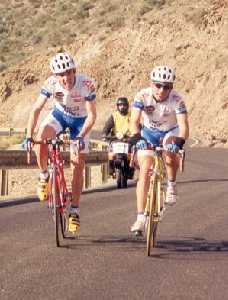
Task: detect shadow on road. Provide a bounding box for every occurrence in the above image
[58,234,146,250]
[158,238,228,251]
[58,235,228,257]
[179,178,228,185]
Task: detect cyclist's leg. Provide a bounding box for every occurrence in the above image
[69,118,89,207]
[36,110,65,201]
[131,151,153,232]
[67,117,89,232]
[131,126,160,232]
[70,152,86,207]
[36,109,65,170]
[163,128,180,204]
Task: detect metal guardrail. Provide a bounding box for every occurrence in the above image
[0,127,27,136]
[0,128,110,196]
[0,149,109,197]
[0,150,108,169]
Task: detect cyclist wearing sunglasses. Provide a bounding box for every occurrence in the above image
[26,52,96,233]
[129,65,189,233]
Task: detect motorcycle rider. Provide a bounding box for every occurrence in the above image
[102,97,133,179]
[102,97,131,140]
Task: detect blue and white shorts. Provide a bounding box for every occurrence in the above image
[141,126,179,147]
[137,126,179,158]
[40,107,89,153]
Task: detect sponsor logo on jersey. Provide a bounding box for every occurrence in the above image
[54,92,64,100]
[144,105,155,114]
[149,120,163,128]
[71,91,84,102]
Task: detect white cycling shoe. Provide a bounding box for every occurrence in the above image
[130,219,146,233]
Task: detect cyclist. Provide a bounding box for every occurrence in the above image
[102,97,131,141]
[129,65,189,233]
[26,52,96,233]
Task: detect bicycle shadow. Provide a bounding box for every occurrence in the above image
[144,237,228,261]
[60,235,228,256]
[59,233,146,250]
[157,237,228,251]
[178,178,228,185]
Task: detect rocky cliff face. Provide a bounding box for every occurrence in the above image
[0,0,228,147]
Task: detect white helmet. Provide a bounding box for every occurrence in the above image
[50,52,76,74]
[150,66,176,83]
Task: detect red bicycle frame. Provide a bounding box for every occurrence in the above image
[48,142,70,213]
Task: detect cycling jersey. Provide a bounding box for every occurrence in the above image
[39,74,96,153]
[133,87,187,132]
[40,74,96,117]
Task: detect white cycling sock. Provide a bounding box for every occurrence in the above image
[137,213,146,222]
[39,170,49,180]
[167,180,176,187]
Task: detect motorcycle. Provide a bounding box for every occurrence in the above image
[106,137,135,189]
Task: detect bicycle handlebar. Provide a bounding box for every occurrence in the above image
[129,145,185,171]
[26,137,82,165]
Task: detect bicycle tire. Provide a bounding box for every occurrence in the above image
[52,167,61,247]
[59,212,67,239]
[179,150,185,173]
[152,179,162,248]
[146,176,157,256]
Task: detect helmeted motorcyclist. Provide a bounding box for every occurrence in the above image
[102,97,130,140]
[102,97,134,181]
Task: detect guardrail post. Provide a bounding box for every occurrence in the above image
[84,165,91,189]
[101,163,108,184]
[9,128,13,136]
[1,169,8,196]
[101,145,108,184]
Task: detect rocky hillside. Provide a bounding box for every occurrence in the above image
[0,0,228,147]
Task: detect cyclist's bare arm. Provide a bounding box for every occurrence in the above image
[176,112,189,141]
[78,100,96,138]
[26,94,48,138]
[130,107,141,135]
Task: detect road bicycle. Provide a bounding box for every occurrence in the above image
[27,136,80,247]
[131,145,185,256]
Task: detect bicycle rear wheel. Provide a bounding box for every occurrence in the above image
[146,176,159,256]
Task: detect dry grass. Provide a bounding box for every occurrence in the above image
[0,0,168,71]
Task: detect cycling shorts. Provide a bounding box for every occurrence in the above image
[40,107,89,153]
[141,126,179,147]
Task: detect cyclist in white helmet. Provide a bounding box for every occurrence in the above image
[26,52,96,233]
[129,65,189,234]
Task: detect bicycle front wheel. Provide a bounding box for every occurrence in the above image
[51,167,62,247]
[146,176,158,256]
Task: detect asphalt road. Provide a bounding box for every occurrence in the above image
[1,147,228,300]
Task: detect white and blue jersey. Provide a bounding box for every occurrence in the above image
[133,87,187,146]
[40,74,96,140]
[41,74,96,118]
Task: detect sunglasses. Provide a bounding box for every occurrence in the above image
[154,83,172,90]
